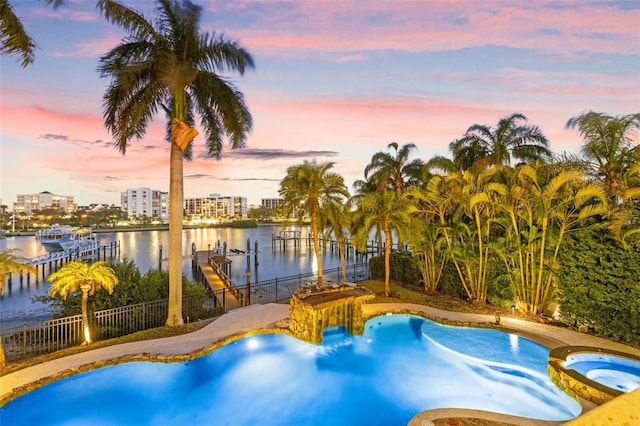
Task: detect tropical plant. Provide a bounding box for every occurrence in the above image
[351,176,384,253]
[279,161,350,286]
[97,0,254,327]
[0,0,62,67]
[48,261,118,345]
[37,257,207,318]
[494,163,608,315]
[0,248,37,367]
[0,248,35,295]
[566,111,640,196]
[322,201,352,282]
[352,189,412,296]
[353,142,423,255]
[404,175,453,292]
[608,162,640,248]
[364,142,424,198]
[442,168,501,304]
[450,113,551,172]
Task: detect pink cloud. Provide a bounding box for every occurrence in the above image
[225,1,638,58]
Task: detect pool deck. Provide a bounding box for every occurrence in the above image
[1,302,639,425]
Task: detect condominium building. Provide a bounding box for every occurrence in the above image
[13,191,77,214]
[120,188,169,223]
[261,198,283,210]
[184,193,247,219]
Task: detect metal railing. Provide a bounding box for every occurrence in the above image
[239,262,370,305]
[1,262,369,363]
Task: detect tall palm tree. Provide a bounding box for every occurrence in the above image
[97,0,254,327]
[0,249,36,367]
[352,189,412,297]
[279,161,349,286]
[450,113,551,172]
[565,111,640,196]
[364,142,424,199]
[359,142,423,254]
[322,201,352,282]
[48,260,118,345]
[351,176,384,253]
[0,0,62,67]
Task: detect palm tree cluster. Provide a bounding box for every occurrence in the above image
[280,112,638,317]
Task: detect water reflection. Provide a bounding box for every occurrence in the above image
[0,225,368,327]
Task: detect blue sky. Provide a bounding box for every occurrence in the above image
[1,0,638,207]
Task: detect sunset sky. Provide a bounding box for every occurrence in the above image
[1,0,638,208]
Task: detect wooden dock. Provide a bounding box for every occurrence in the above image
[193,250,243,311]
[6,241,121,286]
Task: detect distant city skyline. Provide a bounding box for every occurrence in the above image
[1,0,638,207]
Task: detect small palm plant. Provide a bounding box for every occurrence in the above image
[1,248,37,368]
[48,261,118,345]
[0,248,36,295]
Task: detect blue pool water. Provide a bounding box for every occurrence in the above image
[0,314,581,425]
[564,353,640,393]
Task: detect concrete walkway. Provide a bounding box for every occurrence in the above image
[1,302,638,425]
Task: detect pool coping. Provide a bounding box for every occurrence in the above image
[548,346,640,405]
[1,302,639,425]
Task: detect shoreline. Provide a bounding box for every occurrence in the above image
[0,222,284,237]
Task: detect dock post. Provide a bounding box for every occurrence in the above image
[158,244,163,270]
[254,240,259,267]
[245,269,251,306]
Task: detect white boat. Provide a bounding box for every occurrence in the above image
[35,225,95,252]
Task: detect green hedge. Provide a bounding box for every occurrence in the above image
[558,224,640,345]
[368,252,421,285]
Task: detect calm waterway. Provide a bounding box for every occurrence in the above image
[0,224,368,329]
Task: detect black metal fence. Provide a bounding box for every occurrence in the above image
[1,262,370,363]
[240,262,370,305]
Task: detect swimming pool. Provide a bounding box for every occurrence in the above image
[0,314,581,425]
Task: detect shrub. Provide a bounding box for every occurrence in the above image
[558,224,640,345]
[231,220,258,228]
[36,258,207,318]
[368,252,421,285]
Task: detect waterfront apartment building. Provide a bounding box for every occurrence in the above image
[261,198,284,210]
[120,188,169,223]
[13,191,77,215]
[184,193,247,220]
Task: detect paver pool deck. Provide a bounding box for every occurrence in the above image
[1,302,639,425]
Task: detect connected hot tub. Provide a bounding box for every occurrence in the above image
[548,346,640,405]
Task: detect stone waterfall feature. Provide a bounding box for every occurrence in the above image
[289,283,374,344]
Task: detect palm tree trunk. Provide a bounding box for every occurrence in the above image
[337,235,347,282]
[80,285,91,344]
[311,211,323,285]
[166,142,184,327]
[0,340,6,369]
[384,227,392,297]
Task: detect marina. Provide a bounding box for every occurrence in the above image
[22,240,121,283]
[34,225,95,253]
[0,225,374,328]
